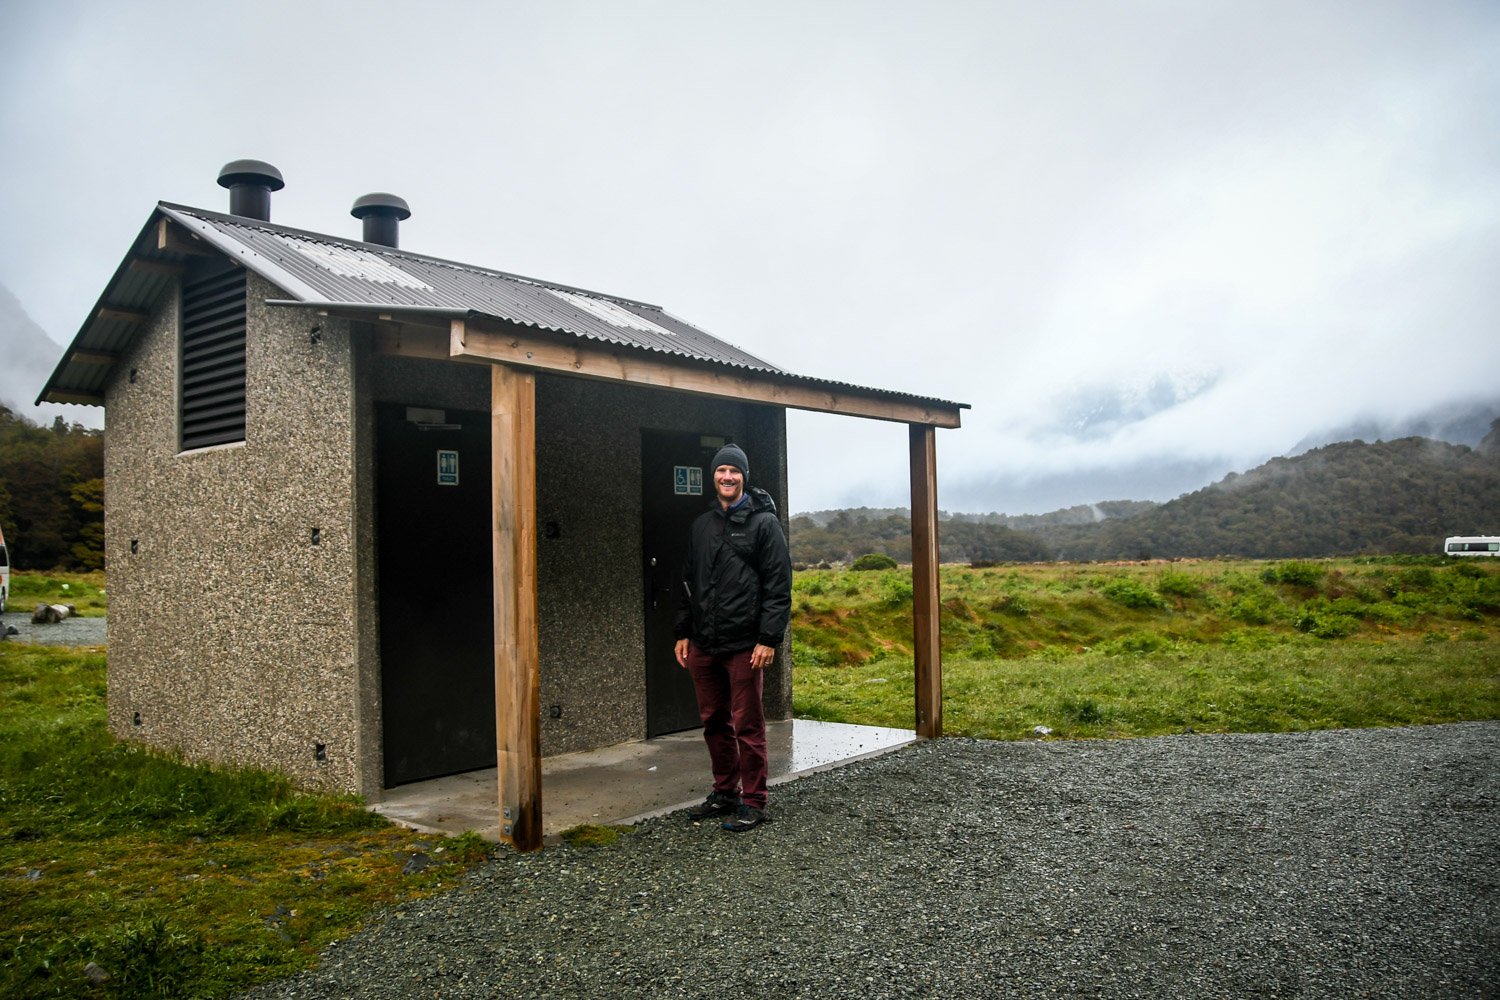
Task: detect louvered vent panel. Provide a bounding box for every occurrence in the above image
[180,269,247,450]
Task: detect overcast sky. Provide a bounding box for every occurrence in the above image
[2,1,1496,514]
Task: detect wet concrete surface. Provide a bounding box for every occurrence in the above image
[372,718,917,842]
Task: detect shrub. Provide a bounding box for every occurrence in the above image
[851,553,898,571]
[881,575,913,607]
[1262,561,1325,587]
[1156,570,1202,599]
[990,593,1031,616]
[1294,606,1359,638]
[1361,602,1414,626]
[1449,561,1488,580]
[1398,566,1437,589]
[1098,632,1174,655]
[1226,594,1278,625]
[1101,578,1167,610]
[795,576,827,596]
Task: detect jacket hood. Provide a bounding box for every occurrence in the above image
[747,486,778,515]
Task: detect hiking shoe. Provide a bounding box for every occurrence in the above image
[687,791,741,821]
[721,804,771,833]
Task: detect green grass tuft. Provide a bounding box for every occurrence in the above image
[558,823,631,848]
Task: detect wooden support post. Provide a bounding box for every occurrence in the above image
[909,423,943,738]
[492,364,542,851]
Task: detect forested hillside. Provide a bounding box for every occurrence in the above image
[1042,434,1499,561]
[0,405,104,570]
[791,426,1500,565]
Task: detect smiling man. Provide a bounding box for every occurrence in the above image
[673,443,792,832]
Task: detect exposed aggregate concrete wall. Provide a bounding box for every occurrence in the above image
[105,272,368,794]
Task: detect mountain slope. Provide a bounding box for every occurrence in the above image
[1043,434,1500,560]
[793,431,1500,563]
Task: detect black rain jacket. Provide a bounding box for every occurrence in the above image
[673,486,792,655]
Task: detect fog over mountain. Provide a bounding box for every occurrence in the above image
[0,282,96,429]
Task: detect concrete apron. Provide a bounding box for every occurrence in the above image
[371,719,917,845]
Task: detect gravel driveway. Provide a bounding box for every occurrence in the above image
[242,722,1498,999]
[0,611,107,647]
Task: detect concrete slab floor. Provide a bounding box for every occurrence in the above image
[370,718,917,844]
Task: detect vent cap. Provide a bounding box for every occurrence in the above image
[216,160,284,221]
[350,193,411,248]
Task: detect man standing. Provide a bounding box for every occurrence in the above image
[674,443,792,832]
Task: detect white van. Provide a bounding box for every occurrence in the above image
[1444,535,1500,557]
[0,524,9,613]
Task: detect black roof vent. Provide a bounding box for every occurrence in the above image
[216,160,284,221]
[350,193,411,248]
[217,160,283,220]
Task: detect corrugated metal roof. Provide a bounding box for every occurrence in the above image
[158,204,782,373]
[39,202,966,418]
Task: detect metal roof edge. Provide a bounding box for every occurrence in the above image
[656,306,782,371]
[35,207,173,406]
[264,300,470,319]
[156,204,326,303]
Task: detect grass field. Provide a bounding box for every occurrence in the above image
[5,570,108,617]
[791,557,1500,737]
[0,640,490,999]
[1,557,1496,997]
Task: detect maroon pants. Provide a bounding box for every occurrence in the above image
[685,644,768,809]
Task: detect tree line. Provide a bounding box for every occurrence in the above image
[0,404,104,570]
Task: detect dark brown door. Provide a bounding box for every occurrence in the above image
[641,429,726,736]
[376,403,496,785]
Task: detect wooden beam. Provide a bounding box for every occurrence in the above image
[156,218,213,255]
[450,318,963,428]
[96,306,149,326]
[372,322,477,362]
[909,423,942,739]
[492,364,543,851]
[70,351,118,366]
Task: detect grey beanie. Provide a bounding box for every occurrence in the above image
[710,443,749,478]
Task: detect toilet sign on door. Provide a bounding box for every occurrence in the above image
[437,450,460,486]
[674,465,703,495]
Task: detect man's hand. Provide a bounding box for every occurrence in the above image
[750,643,775,670]
[675,638,690,669]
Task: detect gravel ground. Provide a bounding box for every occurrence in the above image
[242,722,1499,999]
[0,611,107,646]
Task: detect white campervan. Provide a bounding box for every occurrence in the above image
[0,524,9,613]
[1444,535,1500,557]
